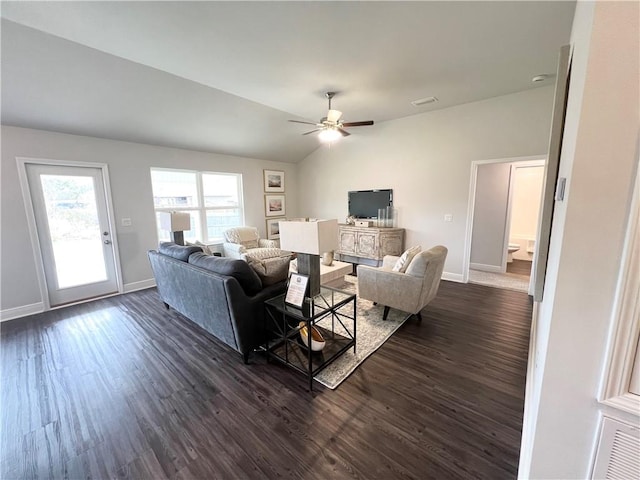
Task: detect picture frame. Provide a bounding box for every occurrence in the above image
[285,273,309,308]
[265,194,286,217]
[266,217,284,240]
[264,169,285,193]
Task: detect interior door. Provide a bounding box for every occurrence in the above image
[25,163,119,306]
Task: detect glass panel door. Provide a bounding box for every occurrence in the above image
[26,163,119,306]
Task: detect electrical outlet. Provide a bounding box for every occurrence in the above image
[121,218,132,227]
[444,214,453,222]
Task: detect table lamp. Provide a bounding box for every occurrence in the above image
[279,219,338,297]
[159,211,191,246]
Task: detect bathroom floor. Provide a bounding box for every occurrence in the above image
[469,260,532,293]
[507,259,532,276]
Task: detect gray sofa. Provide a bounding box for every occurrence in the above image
[148,242,287,363]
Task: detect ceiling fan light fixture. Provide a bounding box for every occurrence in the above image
[318,128,341,143]
[327,109,343,123]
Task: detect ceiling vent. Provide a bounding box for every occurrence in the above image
[411,96,438,107]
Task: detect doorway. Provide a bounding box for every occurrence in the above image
[20,160,121,307]
[464,156,545,292]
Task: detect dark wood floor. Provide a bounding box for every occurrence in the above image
[1,281,532,479]
[506,259,532,276]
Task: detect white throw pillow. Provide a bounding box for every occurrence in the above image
[392,245,421,273]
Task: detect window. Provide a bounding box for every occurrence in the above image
[150,168,244,243]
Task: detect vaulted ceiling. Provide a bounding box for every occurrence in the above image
[1,1,576,163]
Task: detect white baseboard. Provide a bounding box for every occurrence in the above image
[442,272,464,283]
[0,302,45,322]
[124,278,156,293]
[1,280,156,322]
[470,262,504,273]
[518,301,540,479]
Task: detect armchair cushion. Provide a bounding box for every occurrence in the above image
[244,248,288,261]
[392,245,421,273]
[223,226,289,261]
[188,252,262,295]
[224,226,260,249]
[259,238,279,248]
[357,267,424,313]
[223,242,247,259]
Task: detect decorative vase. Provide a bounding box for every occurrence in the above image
[321,251,334,266]
[299,322,325,351]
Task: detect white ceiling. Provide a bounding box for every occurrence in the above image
[1,1,576,163]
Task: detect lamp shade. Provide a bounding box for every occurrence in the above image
[159,211,191,232]
[279,219,338,254]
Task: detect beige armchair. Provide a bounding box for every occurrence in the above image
[357,245,448,320]
[222,226,288,261]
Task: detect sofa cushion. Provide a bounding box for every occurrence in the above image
[392,245,421,273]
[247,255,291,286]
[188,252,262,295]
[159,242,203,262]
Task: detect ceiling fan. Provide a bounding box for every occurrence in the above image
[288,92,374,142]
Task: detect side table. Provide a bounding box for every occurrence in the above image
[264,286,356,390]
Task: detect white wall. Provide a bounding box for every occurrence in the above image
[520,1,640,478]
[470,162,511,269]
[0,126,298,314]
[297,87,555,279]
[510,165,544,261]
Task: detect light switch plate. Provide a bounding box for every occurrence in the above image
[555,177,566,201]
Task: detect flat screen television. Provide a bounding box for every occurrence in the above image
[348,189,393,219]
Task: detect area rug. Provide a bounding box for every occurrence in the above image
[468,269,530,293]
[312,276,410,389]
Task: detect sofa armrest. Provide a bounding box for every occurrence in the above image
[224,280,287,354]
[223,242,246,259]
[382,255,400,270]
[357,265,423,313]
[259,238,279,248]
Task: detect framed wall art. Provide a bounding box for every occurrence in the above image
[266,217,284,240]
[265,194,286,217]
[264,170,285,193]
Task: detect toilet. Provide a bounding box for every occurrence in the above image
[507,243,520,263]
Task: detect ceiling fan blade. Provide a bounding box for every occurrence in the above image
[327,109,343,123]
[288,120,321,126]
[302,129,323,135]
[337,128,351,137]
[341,120,374,127]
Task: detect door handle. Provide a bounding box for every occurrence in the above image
[104,240,112,245]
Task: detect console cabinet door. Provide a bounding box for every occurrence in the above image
[337,225,405,263]
[380,231,404,257]
[339,230,356,255]
[356,231,379,258]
